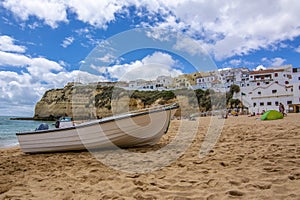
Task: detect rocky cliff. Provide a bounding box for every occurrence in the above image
[33,83,178,120]
[33,82,225,121]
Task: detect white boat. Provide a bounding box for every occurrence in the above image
[17,104,179,153]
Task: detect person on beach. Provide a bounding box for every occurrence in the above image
[279,103,286,116]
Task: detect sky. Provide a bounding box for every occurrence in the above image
[1,0,300,116]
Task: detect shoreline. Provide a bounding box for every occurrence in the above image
[0,144,19,150]
[9,117,55,121]
[9,117,35,120]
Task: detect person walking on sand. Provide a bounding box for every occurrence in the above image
[279,103,286,116]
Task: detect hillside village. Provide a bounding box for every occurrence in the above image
[35,64,300,120]
[92,64,300,115]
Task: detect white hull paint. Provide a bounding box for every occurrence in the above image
[17,104,178,153]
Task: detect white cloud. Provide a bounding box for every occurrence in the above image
[0,71,45,116]
[0,51,31,66]
[254,65,266,71]
[2,0,68,28]
[0,67,106,116]
[97,53,116,63]
[0,35,26,53]
[106,51,182,81]
[295,45,300,53]
[228,59,242,67]
[0,51,82,115]
[261,57,286,67]
[3,0,300,60]
[27,57,64,83]
[0,36,111,115]
[66,0,127,28]
[166,0,300,60]
[61,37,74,48]
[139,0,300,60]
[270,57,286,67]
[173,37,208,56]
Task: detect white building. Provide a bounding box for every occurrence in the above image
[196,72,217,90]
[128,79,148,89]
[156,75,173,89]
[126,76,174,90]
[291,67,300,112]
[195,68,249,92]
[236,65,300,114]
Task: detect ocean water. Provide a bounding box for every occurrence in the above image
[0,116,54,148]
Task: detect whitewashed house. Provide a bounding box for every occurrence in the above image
[236,65,300,114]
[218,67,250,89]
[128,79,148,90]
[156,75,173,89]
[290,67,300,112]
[196,72,218,90]
[196,68,249,92]
[126,76,174,90]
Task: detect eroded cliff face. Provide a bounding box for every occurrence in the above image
[34,83,76,120]
[33,83,177,120]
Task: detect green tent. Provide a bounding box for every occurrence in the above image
[261,110,283,120]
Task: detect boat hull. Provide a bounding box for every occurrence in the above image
[17,104,178,153]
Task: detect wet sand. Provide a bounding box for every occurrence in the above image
[1,114,299,199]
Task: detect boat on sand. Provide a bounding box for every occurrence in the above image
[17,104,179,153]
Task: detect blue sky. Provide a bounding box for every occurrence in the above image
[1,0,300,116]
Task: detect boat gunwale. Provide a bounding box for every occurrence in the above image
[16,104,178,136]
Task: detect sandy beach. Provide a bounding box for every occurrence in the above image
[1,113,299,199]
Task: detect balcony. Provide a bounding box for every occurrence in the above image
[250,78,273,82]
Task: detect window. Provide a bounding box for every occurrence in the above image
[258,91,261,95]
[266,82,269,84]
[267,102,272,106]
[275,101,279,106]
[287,101,292,105]
[260,102,264,106]
[272,90,277,94]
[285,81,289,84]
[253,103,256,107]
[299,85,300,90]
[298,77,300,81]
[257,82,260,86]
[274,73,278,77]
